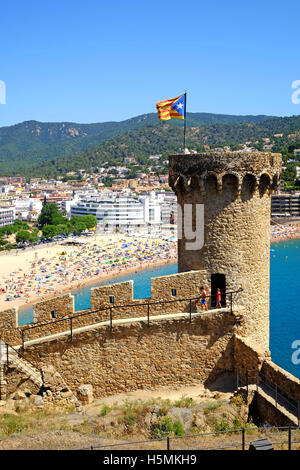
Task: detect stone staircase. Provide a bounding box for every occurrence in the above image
[0,340,43,389]
[0,341,82,409]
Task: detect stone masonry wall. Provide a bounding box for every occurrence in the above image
[3,367,41,397]
[169,151,282,350]
[249,392,297,427]
[234,336,300,407]
[33,294,75,323]
[261,360,300,403]
[0,295,74,345]
[234,335,270,382]
[1,271,206,346]
[22,312,236,398]
[90,271,204,318]
[0,308,21,344]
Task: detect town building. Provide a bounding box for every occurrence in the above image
[13,197,43,221]
[69,191,177,230]
[0,206,15,227]
[271,192,300,217]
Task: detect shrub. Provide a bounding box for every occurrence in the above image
[151,416,185,439]
[231,394,245,408]
[158,406,169,416]
[213,418,230,433]
[119,401,146,427]
[203,402,221,414]
[0,414,27,437]
[100,405,111,417]
[174,395,196,408]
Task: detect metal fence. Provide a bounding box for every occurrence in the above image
[20,288,243,348]
[76,426,300,451]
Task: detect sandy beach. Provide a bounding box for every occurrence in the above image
[1,222,299,314]
[271,222,300,243]
[0,234,177,312]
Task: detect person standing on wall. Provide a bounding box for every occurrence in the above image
[200,286,208,312]
[216,288,222,308]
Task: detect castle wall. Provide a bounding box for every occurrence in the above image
[0,307,20,344]
[21,312,236,397]
[3,367,40,397]
[0,307,17,330]
[261,360,300,403]
[33,293,75,323]
[234,335,268,378]
[0,271,205,346]
[234,335,300,410]
[249,392,298,427]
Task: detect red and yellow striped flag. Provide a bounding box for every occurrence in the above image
[156,94,185,121]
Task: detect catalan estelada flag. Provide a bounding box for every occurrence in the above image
[156,94,186,121]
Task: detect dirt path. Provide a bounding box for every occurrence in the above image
[85,373,236,411]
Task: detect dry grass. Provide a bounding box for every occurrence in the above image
[0,395,299,450]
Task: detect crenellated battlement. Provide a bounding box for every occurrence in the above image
[169,150,283,349]
[0,270,206,346]
[169,151,282,196]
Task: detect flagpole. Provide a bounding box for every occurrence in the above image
[183,91,187,151]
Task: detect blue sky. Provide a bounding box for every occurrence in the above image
[0,0,300,126]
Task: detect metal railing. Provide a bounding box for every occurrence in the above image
[20,288,243,348]
[75,425,300,451]
[0,340,43,380]
[237,369,300,425]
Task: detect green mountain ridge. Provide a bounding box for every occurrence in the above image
[0,112,275,174]
[11,114,300,180]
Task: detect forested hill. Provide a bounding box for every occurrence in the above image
[9,114,300,179]
[0,112,274,174]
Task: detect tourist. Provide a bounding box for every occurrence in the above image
[200,286,208,311]
[216,288,222,308]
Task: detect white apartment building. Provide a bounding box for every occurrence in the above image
[69,191,178,229]
[13,198,43,221]
[70,195,145,228]
[150,191,177,228]
[0,206,15,227]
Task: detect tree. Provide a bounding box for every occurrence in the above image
[72,221,86,235]
[56,224,70,236]
[29,230,39,243]
[14,220,30,230]
[81,215,97,229]
[103,176,113,187]
[38,202,66,227]
[16,230,32,243]
[42,225,59,238]
[282,164,296,182]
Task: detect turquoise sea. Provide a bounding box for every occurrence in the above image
[19,239,300,379]
[269,239,300,378]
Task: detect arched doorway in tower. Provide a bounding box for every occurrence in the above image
[211,273,226,308]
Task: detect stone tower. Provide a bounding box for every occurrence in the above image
[169,151,282,348]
